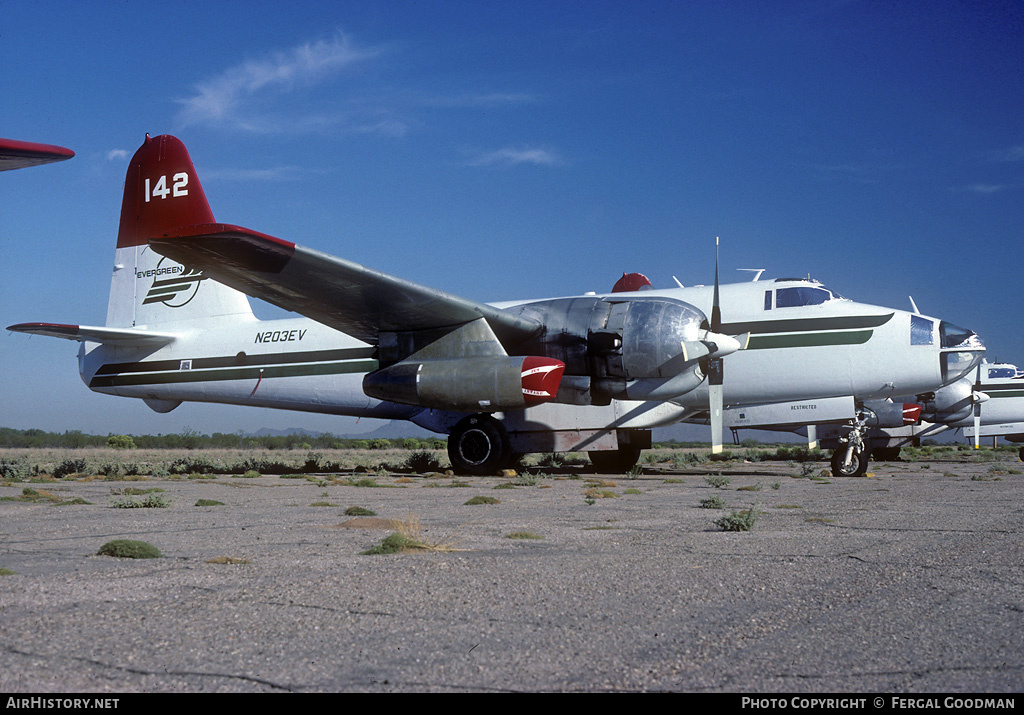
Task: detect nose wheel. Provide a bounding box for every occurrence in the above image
[831,446,869,477]
[832,411,871,477]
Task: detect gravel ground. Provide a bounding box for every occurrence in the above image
[0,455,1021,693]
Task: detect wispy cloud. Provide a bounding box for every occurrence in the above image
[176,32,384,132]
[201,166,306,182]
[988,144,1024,163]
[465,146,562,167]
[412,92,539,108]
[963,183,1007,194]
[811,161,905,184]
[106,149,128,162]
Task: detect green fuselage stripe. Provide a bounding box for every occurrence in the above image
[95,347,375,376]
[89,359,379,389]
[722,313,893,335]
[747,330,873,350]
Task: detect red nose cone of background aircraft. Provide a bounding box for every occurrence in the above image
[902,403,923,425]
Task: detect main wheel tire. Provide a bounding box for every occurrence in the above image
[447,415,511,476]
[589,447,642,474]
[872,447,901,462]
[831,447,868,477]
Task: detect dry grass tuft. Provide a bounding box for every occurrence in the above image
[361,513,465,555]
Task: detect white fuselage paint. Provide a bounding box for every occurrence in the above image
[76,279,971,435]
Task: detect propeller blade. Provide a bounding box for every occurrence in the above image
[973,363,982,450]
[973,404,982,450]
[708,355,724,454]
[711,236,722,334]
[708,236,726,453]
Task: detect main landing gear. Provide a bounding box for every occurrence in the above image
[447,414,511,476]
[446,413,648,476]
[589,447,642,474]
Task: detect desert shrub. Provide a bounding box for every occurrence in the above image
[700,495,726,509]
[361,533,420,555]
[169,456,217,474]
[106,434,136,450]
[97,540,162,559]
[537,453,564,468]
[111,493,170,508]
[53,458,88,479]
[506,531,543,540]
[714,509,759,531]
[0,458,29,481]
[404,450,442,473]
[704,474,730,489]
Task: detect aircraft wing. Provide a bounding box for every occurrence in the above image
[7,323,176,346]
[0,138,75,171]
[149,223,542,345]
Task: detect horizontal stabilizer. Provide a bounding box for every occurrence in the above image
[150,223,542,345]
[7,323,176,346]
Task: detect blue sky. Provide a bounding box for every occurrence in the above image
[2,0,1022,437]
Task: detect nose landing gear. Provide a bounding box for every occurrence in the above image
[831,411,871,477]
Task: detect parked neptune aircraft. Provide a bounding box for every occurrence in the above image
[955,362,1024,458]
[7,134,987,474]
[817,361,1024,462]
[712,360,1024,468]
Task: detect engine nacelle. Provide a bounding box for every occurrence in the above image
[507,296,706,381]
[861,400,923,428]
[919,380,974,424]
[363,356,565,412]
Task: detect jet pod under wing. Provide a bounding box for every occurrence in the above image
[149,224,542,347]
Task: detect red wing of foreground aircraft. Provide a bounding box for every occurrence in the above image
[0,137,74,171]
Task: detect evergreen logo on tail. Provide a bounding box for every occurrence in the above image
[140,257,207,307]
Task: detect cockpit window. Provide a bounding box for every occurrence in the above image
[939,321,983,350]
[775,286,834,308]
[911,315,934,345]
[988,366,1021,379]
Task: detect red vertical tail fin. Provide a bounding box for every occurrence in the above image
[117,134,215,248]
[107,134,253,328]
